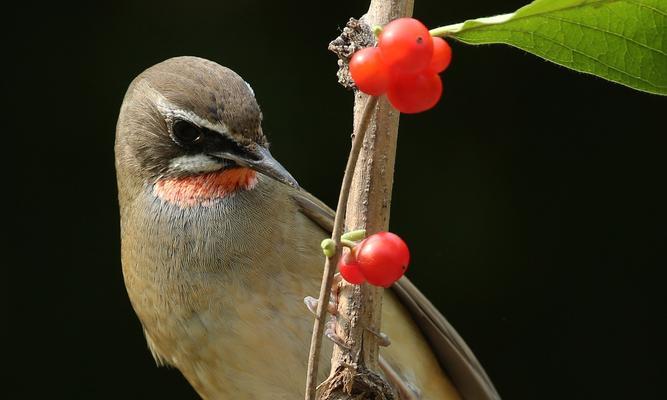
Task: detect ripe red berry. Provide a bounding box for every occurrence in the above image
[387,72,442,114]
[378,18,434,74]
[338,248,366,284]
[355,232,410,288]
[429,37,452,73]
[349,47,390,96]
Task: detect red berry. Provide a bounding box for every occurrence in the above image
[338,248,366,284]
[349,47,390,96]
[429,37,452,73]
[355,232,410,288]
[378,18,434,74]
[387,72,442,114]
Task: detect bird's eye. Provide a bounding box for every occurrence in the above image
[172,120,202,144]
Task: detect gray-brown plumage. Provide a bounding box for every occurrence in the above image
[115,56,499,399]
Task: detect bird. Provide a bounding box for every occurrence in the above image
[115,56,499,400]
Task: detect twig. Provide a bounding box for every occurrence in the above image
[305,96,379,400]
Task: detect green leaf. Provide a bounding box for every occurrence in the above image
[431,0,667,95]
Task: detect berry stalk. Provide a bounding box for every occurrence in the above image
[304,96,379,400]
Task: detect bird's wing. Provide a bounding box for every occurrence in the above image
[391,278,500,400]
[292,189,501,400]
[292,189,335,233]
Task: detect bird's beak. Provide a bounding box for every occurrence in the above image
[208,146,299,189]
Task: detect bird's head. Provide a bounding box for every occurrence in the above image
[115,56,298,207]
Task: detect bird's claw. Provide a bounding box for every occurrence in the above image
[303,296,337,316]
[325,317,350,349]
[303,273,342,316]
[305,274,350,348]
[366,327,391,347]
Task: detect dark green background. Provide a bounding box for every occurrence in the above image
[8,0,665,399]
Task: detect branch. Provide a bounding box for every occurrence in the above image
[316,1,415,399]
[305,96,379,400]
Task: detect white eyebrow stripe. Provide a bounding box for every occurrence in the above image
[137,79,230,135]
[159,103,229,134]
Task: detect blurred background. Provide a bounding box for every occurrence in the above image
[7,0,666,398]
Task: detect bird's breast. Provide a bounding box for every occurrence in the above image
[120,176,330,397]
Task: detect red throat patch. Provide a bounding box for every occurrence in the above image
[154,168,258,207]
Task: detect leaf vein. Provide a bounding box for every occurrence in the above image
[540,14,667,56]
[465,28,665,89]
[445,0,625,36]
[625,0,667,17]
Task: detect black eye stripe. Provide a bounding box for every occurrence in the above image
[171,119,255,159]
[202,129,256,159]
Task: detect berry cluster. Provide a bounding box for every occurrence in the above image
[338,232,410,287]
[349,18,452,114]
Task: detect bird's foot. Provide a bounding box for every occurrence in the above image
[365,327,391,347]
[303,296,337,315]
[325,316,350,349]
[304,275,392,350]
[303,273,342,316]
[305,274,349,348]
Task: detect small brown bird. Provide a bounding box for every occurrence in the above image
[115,56,499,399]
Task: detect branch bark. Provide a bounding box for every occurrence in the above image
[317,1,415,399]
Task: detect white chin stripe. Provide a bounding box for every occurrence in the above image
[169,154,222,173]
